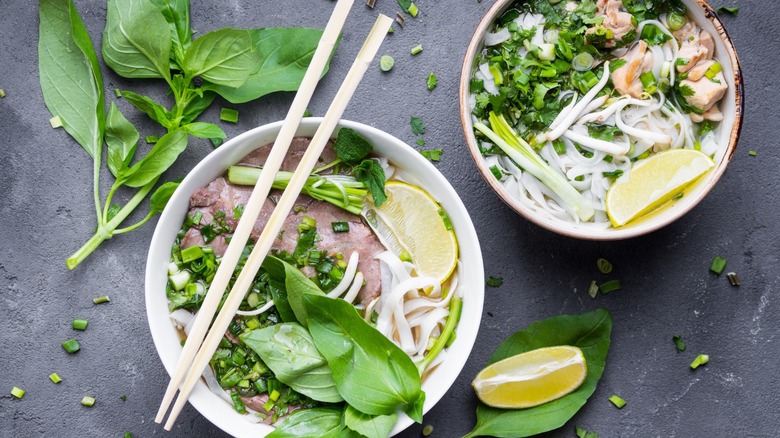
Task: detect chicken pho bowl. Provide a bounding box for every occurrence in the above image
[460,0,742,239]
[145,119,484,437]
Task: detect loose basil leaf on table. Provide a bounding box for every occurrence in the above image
[105,102,139,178]
[302,293,424,418]
[267,407,360,438]
[241,323,343,403]
[205,27,336,103]
[182,28,262,87]
[121,130,188,187]
[463,308,613,438]
[103,0,172,79]
[343,405,398,438]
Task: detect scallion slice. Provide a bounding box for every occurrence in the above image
[220,108,239,123]
[0,89,7,98]
[180,245,205,263]
[380,55,395,72]
[710,256,727,275]
[11,387,25,399]
[608,395,626,408]
[331,221,350,233]
[49,373,62,384]
[596,258,613,274]
[411,44,423,55]
[690,354,709,369]
[588,280,599,299]
[72,319,89,331]
[81,395,96,407]
[62,339,80,354]
[572,53,594,72]
[49,115,64,128]
[145,135,159,144]
[599,280,621,294]
[92,295,110,304]
[422,425,434,436]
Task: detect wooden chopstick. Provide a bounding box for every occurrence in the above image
[154,0,355,425]
[160,14,394,430]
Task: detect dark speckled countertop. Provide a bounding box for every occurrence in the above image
[1,1,778,437]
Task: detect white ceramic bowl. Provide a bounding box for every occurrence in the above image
[459,0,744,240]
[145,118,485,437]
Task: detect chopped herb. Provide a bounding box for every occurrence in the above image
[120,394,127,401]
[124,434,133,438]
[293,205,307,214]
[395,13,406,28]
[233,204,245,220]
[599,280,621,294]
[410,115,425,135]
[588,124,623,141]
[427,72,438,90]
[422,425,434,436]
[353,159,387,206]
[486,276,503,287]
[411,44,423,55]
[588,280,599,299]
[438,207,453,230]
[602,169,624,179]
[11,387,25,399]
[596,258,613,274]
[678,84,696,97]
[727,272,740,287]
[387,26,395,34]
[710,256,727,275]
[49,373,62,384]
[0,89,6,98]
[672,192,684,200]
[690,354,709,370]
[331,221,350,233]
[220,108,239,123]
[81,395,96,407]
[113,88,121,98]
[575,425,600,438]
[72,318,89,331]
[470,79,484,93]
[145,135,159,144]
[717,6,739,15]
[416,138,426,146]
[408,3,419,17]
[210,137,224,148]
[608,395,626,409]
[672,335,686,352]
[334,127,373,165]
[489,165,503,180]
[303,108,312,117]
[380,55,395,72]
[748,150,757,156]
[92,295,110,304]
[49,115,64,128]
[421,149,443,161]
[62,339,80,353]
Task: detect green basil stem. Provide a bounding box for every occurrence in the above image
[66,177,159,269]
[417,296,462,375]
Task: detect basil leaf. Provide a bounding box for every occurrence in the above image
[151,0,191,66]
[122,130,188,187]
[344,405,398,438]
[121,91,173,128]
[180,122,226,139]
[149,180,180,214]
[334,128,372,165]
[39,0,105,160]
[267,407,346,438]
[404,391,425,423]
[205,28,336,104]
[180,91,216,124]
[103,0,172,80]
[241,323,343,403]
[302,294,423,416]
[464,309,613,438]
[261,256,325,326]
[105,102,139,178]
[183,28,261,88]
[353,159,387,207]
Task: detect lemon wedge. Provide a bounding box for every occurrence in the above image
[606,149,715,227]
[370,181,458,283]
[472,346,587,409]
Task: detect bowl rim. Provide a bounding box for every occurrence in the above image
[458,0,744,240]
[145,118,485,437]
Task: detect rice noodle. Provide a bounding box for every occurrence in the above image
[326,252,359,298]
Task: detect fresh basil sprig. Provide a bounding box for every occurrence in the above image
[38,0,336,269]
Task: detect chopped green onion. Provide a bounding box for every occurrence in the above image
[608,395,626,408]
[486,276,503,287]
[710,256,727,275]
[124,433,133,438]
[49,115,64,128]
[62,339,81,354]
[269,389,280,401]
[331,221,350,233]
[400,251,413,263]
[672,335,686,352]
[640,71,656,90]
[438,208,453,230]
[298,215,316,232]
[262,399,275,412]
[599,280,621,294]
[81,395,96,407]
[408,3,419,17]
[667,12,686,31]
[704,62,723,80]
[145,135,159,144]
[72,319,89,331]
[427,72,438,91]
[11,387,25,399]
[488,64,503,86]
[588,280,599,299]
[690,354,709,369]
[489,165,503,180]
[717,6,738,15]
[422,425,434,436]
[49,373,62,384]
[602,169,624,180]
[92,295,110,304]
[380,55,395,72]
[387,26,394,34]
[596,258,613,274]
[748,150,757,156]
[180,245,205,263]
[169,270,191,291]
[114,88,122,98]
[220,108,239,123]
[572,53,594,72]
[575,425,599,438]
[0,89,6,98]
[210,137,224,148]
[727,272,740,287]
[411,44,423,55]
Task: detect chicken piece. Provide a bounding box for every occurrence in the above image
[611,41,654,98]
[690,105,724,123]
[586,0,636,47]
[674,21,716,73]
[680,60,727,113]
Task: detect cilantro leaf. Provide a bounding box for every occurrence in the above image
[410,116,425,135]
[587,124,623,141]
[717,6,738,15]
[334,127,373,165]
[427,72,438,91]
[420,149,442,161]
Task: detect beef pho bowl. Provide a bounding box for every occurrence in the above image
[146,118,484,437]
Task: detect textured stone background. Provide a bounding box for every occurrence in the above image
[1,1,778,437]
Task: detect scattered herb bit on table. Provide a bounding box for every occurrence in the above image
[486,276,503,287]
[420,149,443,161]
[710,256,727,275]
[427,72,438,90]
[673,335,686,352]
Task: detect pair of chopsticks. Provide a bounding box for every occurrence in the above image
[155,0,393,430]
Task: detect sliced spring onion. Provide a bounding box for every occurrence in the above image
[92,295,110,304]
[11,387,25,399]
[145,135,159,144]
[710,256,727,275]
[411,44,423,55]
[49,373,62,384]
[62,339,80,354]
[180,245,205,263]
[489,165,503,180]
[572,53,594,71]
[608,395,626,408]
[49,115,64,128]
[427,72,438,91]
[72,319,89,331]
[705,62,723,80]
[727,272,740,287]
[220,108,239,123]
[408,3,419,17]
[81,396,96,407]
[749,150,757,156]
[114,88,121,97]
[0,89,6,98]
[596,258,613,274]
[331,221,350,233]
[690,354,709,369]
[380,55,395,72]
[599,280,621,294]
[537,43,556,61]
[488,64,503,86]
[422,425,434,436]
[169,270,191,291]
[588,280,599,299]
[667,12,686,31]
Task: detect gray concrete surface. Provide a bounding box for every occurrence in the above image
[1,1,778,437]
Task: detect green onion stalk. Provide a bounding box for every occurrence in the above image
[417,296,463,375]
